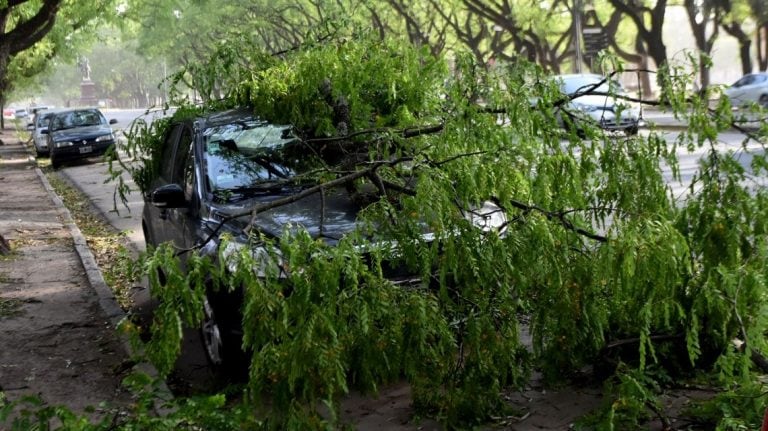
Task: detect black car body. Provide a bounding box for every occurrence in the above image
[142,108,364,366]
[46,108,118,168]
[141,108,506,368]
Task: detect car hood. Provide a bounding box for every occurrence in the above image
[213,187,361,244]
[571,94,617,109]
[50,125,112,141]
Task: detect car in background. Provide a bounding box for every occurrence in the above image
[26,109,59,157]
[2,107,28,120]
[44,108,118,168]
[723,72,768,107]
[554,74,640,135]
[13,108,29,120]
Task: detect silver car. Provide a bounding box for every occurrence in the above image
[723,72,768,107]
[555,74,640,135]
[26,109,58,157]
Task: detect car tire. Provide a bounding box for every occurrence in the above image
[50,154,61,169]
[200,285,247,379]
[625,125,639,136]
[760,94,768,107]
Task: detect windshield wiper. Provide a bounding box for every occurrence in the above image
[217,180,302,201]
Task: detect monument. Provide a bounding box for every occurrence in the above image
[78,56,97,107]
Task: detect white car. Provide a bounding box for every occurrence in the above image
[26,109,59,157]
[723,72,768,107]
[554,74,640,135]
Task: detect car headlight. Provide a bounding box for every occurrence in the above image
[55,141,74,148]
[95,134,114,142]
[464,201,508,234]
[573,102,598,113]
[221,241,288,278]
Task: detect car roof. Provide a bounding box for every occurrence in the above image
[198,107,255,127]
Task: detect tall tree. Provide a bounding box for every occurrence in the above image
[606,0,669,70]
[684,0,724,88]
[0,0,117,127]
[749,0,768,69]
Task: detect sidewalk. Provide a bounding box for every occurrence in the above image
[0,130,131,417]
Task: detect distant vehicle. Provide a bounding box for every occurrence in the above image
[26,109,59,157]
[723,72,768,107]
[2,108,13,119]
[553,74,640,135]
[30,106,52,115]
[13,108,29,119]
[43,108,118,168]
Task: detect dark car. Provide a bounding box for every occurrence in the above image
[141,108,507,368]
[45,108,118,168]
[141,108,371,366]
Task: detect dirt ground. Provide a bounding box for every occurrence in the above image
[0,127,712,430]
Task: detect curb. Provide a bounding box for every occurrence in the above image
[29,144,174,405]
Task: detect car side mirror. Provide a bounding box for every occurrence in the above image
[151,184,187,208]
[109,119,118,125]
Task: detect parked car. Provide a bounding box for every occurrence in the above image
[723,72,768,107]
[44,108,118,168]
[141,107,505,368]
[13,108,29,120]
[26,109,60,157]
[553,74,640,135]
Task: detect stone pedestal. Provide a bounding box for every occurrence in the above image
[79,79,97,107]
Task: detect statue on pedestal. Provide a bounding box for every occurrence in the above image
[77,56,91,81]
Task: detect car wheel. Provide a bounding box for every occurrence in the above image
[50,154,61,169]
[200,286,247,378]
[760,94,768,107]
[625,125,639,136]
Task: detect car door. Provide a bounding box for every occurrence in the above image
[728,75,754,104]
[161,124,201,265]
[144,123,182,247]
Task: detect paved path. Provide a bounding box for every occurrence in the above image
[0,130,131,419]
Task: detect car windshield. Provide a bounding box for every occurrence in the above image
[36,113,54,128]
[203,120,318,196]
[560,76,619,95]
[49,109,106,131]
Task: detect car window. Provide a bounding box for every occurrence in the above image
[50,109,106,131]
[754,75,767,85]
[159,125,182,181]
[172,126,193,185]
[202,120,313,194]
[36,113,54,128]
[733,75,754,87]
[560,76,619,95]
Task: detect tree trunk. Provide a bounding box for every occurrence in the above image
[759,24,768,71]
[0,234,10,255]
[726,25,753,75]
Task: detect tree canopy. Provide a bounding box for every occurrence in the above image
[99,29,768,429]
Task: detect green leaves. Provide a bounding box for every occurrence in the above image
[100,31,768,429]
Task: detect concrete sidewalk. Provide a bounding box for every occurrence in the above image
[0,130,132,416]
